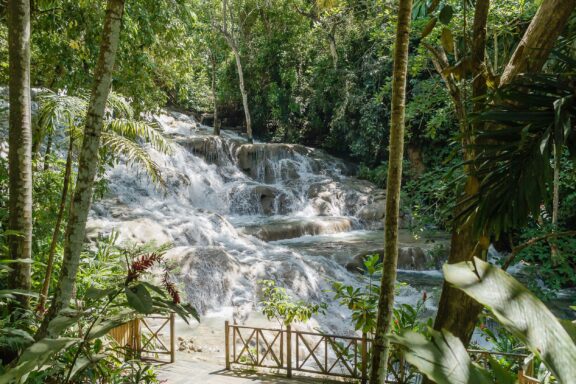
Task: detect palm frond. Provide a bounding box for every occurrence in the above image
[101,132,166,188]
[36,91,88,136]
[460,72,576,234]
[105,119,173,155]
[105,92,133,119]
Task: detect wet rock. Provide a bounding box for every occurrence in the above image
[357,201,386,222]
[346,246,430,272]
[85,218,173,245]
[163,246,241,314]
[236,143,309,183]
[239,217,353,242]
[229,184,290,215]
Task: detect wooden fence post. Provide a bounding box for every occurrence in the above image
[361,332,367,384]
[170,313,176,363]
[225,321,230,370]
[286,325,292,378]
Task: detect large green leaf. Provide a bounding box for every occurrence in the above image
[0,338,79,384]
[444,258,576,381]
[87,310,135,340]
[125,284,154,314]
[0,289,38,299]
[67,354,107,381]
[388,329,494,384]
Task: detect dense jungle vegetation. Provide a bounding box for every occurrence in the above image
[0,0,575,382]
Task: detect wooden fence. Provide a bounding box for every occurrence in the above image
[109,313,175,363]
[224,322,536,383]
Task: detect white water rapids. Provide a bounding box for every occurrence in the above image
[83,111,441,334]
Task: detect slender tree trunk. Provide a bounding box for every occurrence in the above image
[37,137,73,314]
[231,44,252,142]
[369,0,412,382]
[500,0,576,85]
[221,0,252,142]
[7,0,32,308]
[37,0,125,338]
[430,0,490,348]
[328,33,338,70]
[550,144,561,265]
[210,51,220,136]
[42,132,53,171]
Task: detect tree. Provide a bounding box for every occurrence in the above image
[34,90,170,314]
[369,0,413,382]
[216,0,253,142]
[426,0,491,347]
[210,48,220,136]
[500,0,576,85]
[423,0,576,346]
[38,0,126,337]
[7,0,32,308]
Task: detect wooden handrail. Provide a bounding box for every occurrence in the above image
[225,323,535,383]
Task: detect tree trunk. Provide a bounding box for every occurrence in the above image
[210,51,220,136]
[37,0,125,338]
[7,0,33,308]
[407,144,425,177]
[431,0,576,349]
[500,0,576,85]
[221,0,252,142]
[42,132,53,171]
[37,137,73,314]
[369,0,412,382]
[328,33,338,70]
[430,0,490,348]
[231,44,252,142]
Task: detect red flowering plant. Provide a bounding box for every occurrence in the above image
[119,248,197,320]
[0,237,200,384]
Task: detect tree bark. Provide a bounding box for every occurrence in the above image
[42,132,53,171]
[430,0,575,349]
[7,0,33,308]
[430,0,490,348]
[500,0,576,85]
[232,46,252,142]
[37,137,74,314]
[37,0,125,338]
[369,0,412,382]
[210,50,220,136]
[220,0,252,142]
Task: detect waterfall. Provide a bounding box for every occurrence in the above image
[88,111,438,333]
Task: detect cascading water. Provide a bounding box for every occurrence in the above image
[88,111,441,333]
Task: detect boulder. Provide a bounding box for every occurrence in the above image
[236,143,309,182]
[85,218,174,245]
[163,246,241,314]
[240,217,354,242]
[346,246,430,272]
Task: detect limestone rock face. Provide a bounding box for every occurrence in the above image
[346,246,430,272]
[163,246,241,314]
[236,143,310,183]
[240,217,354,242]
[85,218,174,245]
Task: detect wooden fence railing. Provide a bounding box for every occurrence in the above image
[109,313,175,363]
[225,322,535,383]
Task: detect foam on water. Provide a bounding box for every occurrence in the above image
[88,112,434,333]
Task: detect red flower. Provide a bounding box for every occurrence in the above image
[163,272,181,304]
[127,253,163,282]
